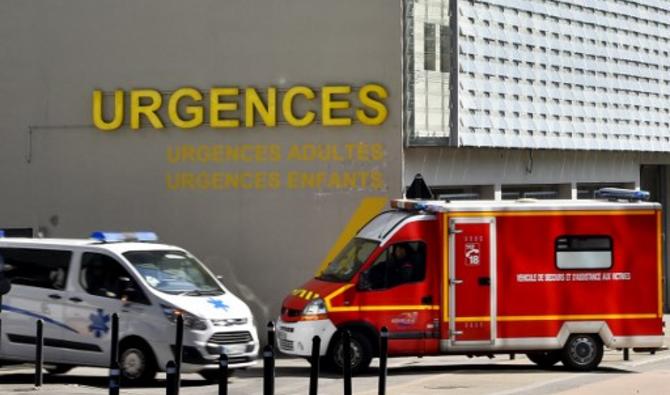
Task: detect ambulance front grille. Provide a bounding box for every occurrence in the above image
[279,339,294,351]
[209,331,253,345]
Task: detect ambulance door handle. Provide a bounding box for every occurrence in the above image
[48,294,62,300]
[421,295,433,305]
[69,297,83,303]
[478,277,491,286]
[450,279,463,285]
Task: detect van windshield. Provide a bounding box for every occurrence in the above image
[317,238,379,282]
[123,250,224,296]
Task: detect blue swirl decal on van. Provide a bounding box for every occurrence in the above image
[0,304,79,334]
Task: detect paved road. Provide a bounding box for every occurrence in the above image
[1,348,669,394]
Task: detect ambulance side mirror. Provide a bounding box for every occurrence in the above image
[357,271,372,291]
[0,276,10,296]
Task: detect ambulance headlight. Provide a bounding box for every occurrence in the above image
[302,298,327,320]
[161,304,208,331]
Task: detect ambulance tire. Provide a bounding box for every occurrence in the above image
[45,365,74,375]
[119,340,158,385]
[326,330,373,375]
[526,351,561,368]
[560,334,604,371]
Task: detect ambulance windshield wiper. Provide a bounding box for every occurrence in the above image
[181,289,225,296]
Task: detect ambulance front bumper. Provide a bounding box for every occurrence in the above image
[276,318,337,357]
[159,326,260,373]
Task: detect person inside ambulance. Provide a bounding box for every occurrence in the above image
[388,243,423,286]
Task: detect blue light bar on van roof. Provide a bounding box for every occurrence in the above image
[0,230,4,238]
[594,188,650,201]
[90,231,158,243]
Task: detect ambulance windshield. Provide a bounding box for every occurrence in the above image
[123,250,224,296]
[317,238,379,282]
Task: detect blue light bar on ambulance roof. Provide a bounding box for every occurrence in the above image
[0,230,4,238]
[90,231,159,243]
[390,199,445,212]
[594,188,650,201]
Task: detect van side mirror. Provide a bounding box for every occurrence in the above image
[357,271,372,291]
[119,276,138,298]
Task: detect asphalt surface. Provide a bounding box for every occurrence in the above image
[1,348,669,394]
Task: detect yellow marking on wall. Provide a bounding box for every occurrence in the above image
[448,210,656,218]
[317,196,388,274]
[657,211,663,318]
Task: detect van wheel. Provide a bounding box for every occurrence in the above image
[561,334,603,371]
[119,341,157,384]
[45,365,74,375]
[526,351,561,368]
[326,330,373,375]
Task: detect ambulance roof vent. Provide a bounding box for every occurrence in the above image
[594,188,650,202]
[90,231,159,243]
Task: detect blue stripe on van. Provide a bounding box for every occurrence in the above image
[0,304,79,334]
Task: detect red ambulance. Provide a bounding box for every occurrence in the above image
[277,188,665,372]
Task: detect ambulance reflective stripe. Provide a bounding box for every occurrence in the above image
[452,313,658,322]
[0,304,79,333]
[323,285,439,312]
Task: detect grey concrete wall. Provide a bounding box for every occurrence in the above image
[0,0,403,330]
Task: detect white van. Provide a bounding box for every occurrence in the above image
[0,232,259,383]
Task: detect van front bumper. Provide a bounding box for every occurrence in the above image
[276,318,337,357]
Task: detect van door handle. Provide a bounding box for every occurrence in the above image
[48,294,62,300]
[69,297,83,303]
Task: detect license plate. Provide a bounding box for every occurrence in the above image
[223,344,247,355]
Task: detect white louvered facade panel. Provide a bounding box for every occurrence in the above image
[408,0,670,151]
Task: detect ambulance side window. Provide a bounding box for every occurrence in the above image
[555,236,613,270]
[362,242,426,290]
[79,252,149,304]
[0,248,71,290]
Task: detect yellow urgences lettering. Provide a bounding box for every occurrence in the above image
[168,88,204,129]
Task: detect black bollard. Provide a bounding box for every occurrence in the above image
[378,327,388,395]
[109,361,121,395]
[175,314,184,394]
[309,336,321,395]
[623,348,630,361]
[35,319,44,388]
[342,330,352,395]
[510,353,516,360]
[110,313,119,367]
[267,321,275,349]
[219,353,228,395]
[166,360,178,395]
[263,344,275,395]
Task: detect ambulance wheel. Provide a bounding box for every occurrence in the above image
[561,334,603,371]
[45,365,74,375]
[119,340,157,384]
[526,351,561,368]
[327,330,373,375]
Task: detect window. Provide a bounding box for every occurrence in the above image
[80,252,148,304]
[440,25,451,73]
[360,242,426,290]
[424,23,436,71]
[555,236,612,270]
[0,248,71,290]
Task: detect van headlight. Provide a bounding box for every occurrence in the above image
[161,304,208,331]
[302,298,327,321]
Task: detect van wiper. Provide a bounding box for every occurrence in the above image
[181,289,224,296]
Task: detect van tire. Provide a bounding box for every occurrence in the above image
[526,351,561,368]
[326,330,373,375]
[119,340,157,384]
[561,334,603,371]
[45,365,74,375]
